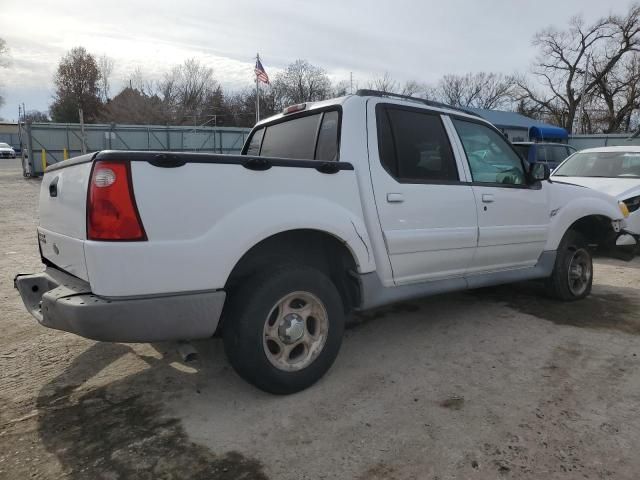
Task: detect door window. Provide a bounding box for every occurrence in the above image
[452,119,526,185]
[377,106,459,182]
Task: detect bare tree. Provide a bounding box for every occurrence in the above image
[434,72,516,110]
[272,60,332,107]
[368,72,400,93]
[591,53,640,132]
[159,58,218,124]
[517,4,640,132]
[125,66,156,96]
[332,79,352,97]
[224,87,277,128]
[97,55,114,102]
[24,110,50,122]
[50,47,102,123]
[367,73,428,97]
[399,80,429,97]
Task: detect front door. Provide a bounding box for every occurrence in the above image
[368,101,479,285]
[449,117,549,273]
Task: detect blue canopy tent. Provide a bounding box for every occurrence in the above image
[529,125,568,141]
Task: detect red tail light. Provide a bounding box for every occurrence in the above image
[87,161,147,241]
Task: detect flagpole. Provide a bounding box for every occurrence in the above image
[256,53,260,124]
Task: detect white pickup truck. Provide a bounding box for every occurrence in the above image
[15,90,635,394]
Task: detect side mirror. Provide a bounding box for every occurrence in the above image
[530,162,551,182]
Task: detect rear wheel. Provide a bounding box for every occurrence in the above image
[222,265,345,394]
[546,230,593,301]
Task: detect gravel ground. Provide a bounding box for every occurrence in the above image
[1,158,640,479]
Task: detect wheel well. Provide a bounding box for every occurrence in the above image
[566,215,615,248]
[225,229,361,313]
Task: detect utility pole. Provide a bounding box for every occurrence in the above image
[255,53,260,124]
[79,108,87,154]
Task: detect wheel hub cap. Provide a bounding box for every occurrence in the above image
[567,249,591,296]
[263,291,330,372]
[279,314,305,344]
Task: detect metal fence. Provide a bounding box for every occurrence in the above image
[569,134,640,150]
[0,132,20,147]
[20,122,251,176]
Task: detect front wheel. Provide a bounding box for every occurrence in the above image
[545,230,593,301]
[222,265,345,394]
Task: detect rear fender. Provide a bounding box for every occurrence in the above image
[208,194,375,286]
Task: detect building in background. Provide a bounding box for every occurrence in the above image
[0,122,20,150]
[466,108,568,143]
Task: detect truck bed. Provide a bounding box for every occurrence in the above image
[38,150,372,297]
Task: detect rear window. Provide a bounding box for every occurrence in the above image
[245,109,341,161]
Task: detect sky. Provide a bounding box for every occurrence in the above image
[0,0,630,121]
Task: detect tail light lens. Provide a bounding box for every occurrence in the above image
[87,161,147,241]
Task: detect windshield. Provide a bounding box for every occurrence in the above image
[0,143,10,148]
[553,151,640,178]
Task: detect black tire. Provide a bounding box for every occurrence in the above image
[545,230,593,301]
[222,264,345,394]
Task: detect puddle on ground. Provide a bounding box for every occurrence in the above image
[36,384,268,480]
[470,282,640,335]
[349,302,424,330]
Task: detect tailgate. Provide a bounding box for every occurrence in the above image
[38,157,93,281]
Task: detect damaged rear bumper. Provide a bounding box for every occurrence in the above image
[14,267,226,342]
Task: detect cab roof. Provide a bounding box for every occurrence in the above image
[256,90,485,128]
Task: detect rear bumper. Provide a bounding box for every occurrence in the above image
[14,267,226,342]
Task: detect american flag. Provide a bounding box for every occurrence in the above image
[255,57,270,84]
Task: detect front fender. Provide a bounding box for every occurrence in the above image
[545,193,623,250]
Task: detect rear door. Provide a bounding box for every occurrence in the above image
[449,118,549,273]
[367,101,478,285]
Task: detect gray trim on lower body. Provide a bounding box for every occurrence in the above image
[358,251,557,310]
[14,267,225,342]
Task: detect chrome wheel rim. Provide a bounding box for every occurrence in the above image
[263,291,329,372]
[567,249,591,296]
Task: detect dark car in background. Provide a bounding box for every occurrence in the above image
[512,142,577,170]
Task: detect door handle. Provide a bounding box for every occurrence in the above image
[49,176,59,197]
[386,193,404,203]
[481,193,494,203]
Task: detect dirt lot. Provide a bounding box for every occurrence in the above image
[1,159,640,479]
